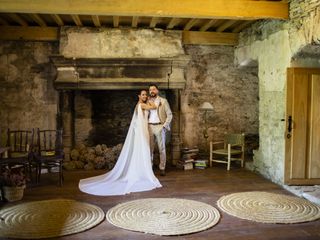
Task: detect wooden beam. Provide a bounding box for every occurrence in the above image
[182,31,238,46]
[30,13,47,27]
[216,20,237,32]
[184,19,197,31]
[132,16,138,28]
[0,26,58,41]
[167,18,180,29]
[200,19,217,32]
[149,17,158,28]
[71,14,82,26]
[0,0,289,20]
[113,16,119,27]
[51,14,64,26]
[92,15,101,27]
[8,13,28,26]
[0,16,9,25]
[232,20,254,33]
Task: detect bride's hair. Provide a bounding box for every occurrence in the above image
[135,89,148,114]
[138,89,147,95]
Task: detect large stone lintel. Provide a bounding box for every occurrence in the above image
[50,55,190,67]
[55,80,185,90]
[51,55,189,90]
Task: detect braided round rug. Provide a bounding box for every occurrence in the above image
[217,191,320,224]
[0,199,105,239]
[106,198,220,235]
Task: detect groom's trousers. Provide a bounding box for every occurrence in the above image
[149,124,166,170]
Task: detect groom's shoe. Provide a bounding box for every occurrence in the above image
[160,169,166,176]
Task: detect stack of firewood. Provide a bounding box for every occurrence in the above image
[63,143,123,170]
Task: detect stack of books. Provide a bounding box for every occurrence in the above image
[176,148,199,170]
[194,160,208,169]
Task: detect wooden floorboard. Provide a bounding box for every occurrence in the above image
[2,166,320,240]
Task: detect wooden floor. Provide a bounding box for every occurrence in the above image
[3,166,320,240]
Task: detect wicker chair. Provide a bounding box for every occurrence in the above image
[209,133,245,171]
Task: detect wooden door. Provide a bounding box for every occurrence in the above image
[285,68,320,185]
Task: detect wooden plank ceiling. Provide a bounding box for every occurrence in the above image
[0,0,288,45]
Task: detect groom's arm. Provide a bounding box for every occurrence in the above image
[163,100,173,131]
[140,102,157,110]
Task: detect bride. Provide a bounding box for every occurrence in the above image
[79,90,162,196]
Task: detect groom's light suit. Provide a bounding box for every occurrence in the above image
[148,96,173,170]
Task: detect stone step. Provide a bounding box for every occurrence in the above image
[283,185,320,205]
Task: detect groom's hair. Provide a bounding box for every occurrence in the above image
[149,84,159,90]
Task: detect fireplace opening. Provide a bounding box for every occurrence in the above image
[74,90,173,147]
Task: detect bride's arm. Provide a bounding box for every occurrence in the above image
[140,102,157,110]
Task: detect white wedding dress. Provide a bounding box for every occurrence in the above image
[79,104,162,196]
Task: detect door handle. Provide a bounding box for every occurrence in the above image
[287,116,292,139]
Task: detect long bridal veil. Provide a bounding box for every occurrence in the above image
[79,104,162,196]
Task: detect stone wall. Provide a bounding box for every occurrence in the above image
[0,41,58,144]
[181,45,259,153]
[235,0,320,184]
[60,27,184,58]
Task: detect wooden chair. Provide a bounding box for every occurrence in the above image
[34,129,64,186]
[209,133,245,171]
[0,129,35,180]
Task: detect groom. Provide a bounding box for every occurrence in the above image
[148,84,173,176]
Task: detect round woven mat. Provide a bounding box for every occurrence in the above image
[0,199,105,239]
[217,191,320,224]
[106,198,220,236]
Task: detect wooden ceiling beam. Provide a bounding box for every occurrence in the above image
[71,14,83,26]
[30,13,47,27]
[113,16,119,27]
[200,19,217,32]
[51,14,64,26]
[0,26,58,41]
[216,20,237,32]
[149,17,159,28]
[0,0,289,20]
[132,16,138,28]
[0,26,238,46]
[184,19,198,31]
[92,15,101,27]
[167,18,180,29]
[8,13,28,26]
[182,31,238,46]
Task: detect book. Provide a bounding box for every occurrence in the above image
[181,149,199,154]
[184,159,195,163]
[176,161,194,170]
[184,162,194,170]
[194,160,208,168]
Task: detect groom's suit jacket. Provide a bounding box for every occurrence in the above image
[157,97,173,131]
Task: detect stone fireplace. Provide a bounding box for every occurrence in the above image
[51,27,190,165]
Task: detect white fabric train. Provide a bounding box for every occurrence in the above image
[79,104,162,196]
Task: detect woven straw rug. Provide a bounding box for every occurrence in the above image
[0,199,105,239]
[106,198,220,235]
[217,191,320,224]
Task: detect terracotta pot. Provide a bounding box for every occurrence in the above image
[3,185,25,202]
